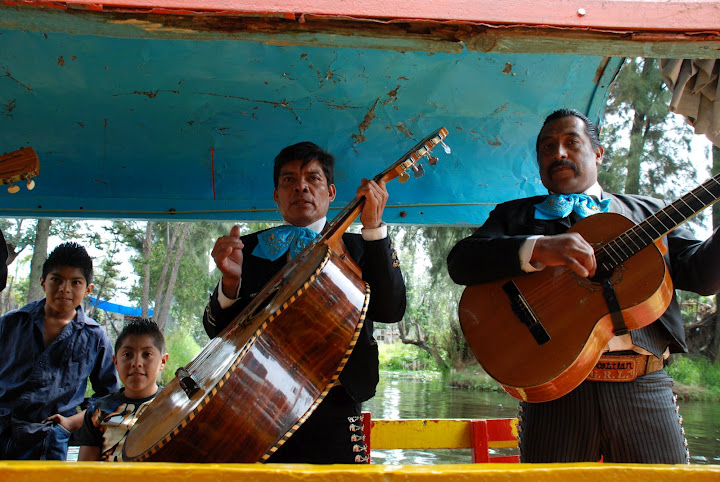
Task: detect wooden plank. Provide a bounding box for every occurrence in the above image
[369,418,519,450]
[370,419,471,450]
[3,460,720,481]
[7,0,720,31]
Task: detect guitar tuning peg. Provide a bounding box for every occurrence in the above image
[440,140,451,154]
[398,171,410,183]
[412,163,425,179]
[7,183,19,194]
[427,155,439,166]
[26,179,35,190]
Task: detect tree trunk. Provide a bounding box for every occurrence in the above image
[152,223,178,327]
[711,144,720,362]
[142,221,153,319]
[26,219,51,303]
[154,223,191,331]
[623,59,655,195]
[398,318,450,373]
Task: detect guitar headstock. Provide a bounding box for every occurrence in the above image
[1,147,40,193]
[379,127,450,185]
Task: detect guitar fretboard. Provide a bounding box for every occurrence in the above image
[596,173,720,272]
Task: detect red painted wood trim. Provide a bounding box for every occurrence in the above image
[363,411,373,465]
[4,0,720,32]
[470,420,490,463]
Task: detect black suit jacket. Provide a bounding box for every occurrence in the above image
[447,192,720,355]
[203,228,406,402]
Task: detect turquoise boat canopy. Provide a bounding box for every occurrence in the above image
[1,1,718,225]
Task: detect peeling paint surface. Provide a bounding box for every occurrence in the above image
[0,16,623,225]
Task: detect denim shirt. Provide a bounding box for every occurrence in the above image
[0,299,119,443]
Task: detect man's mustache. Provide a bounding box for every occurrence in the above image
[548,160,578,176]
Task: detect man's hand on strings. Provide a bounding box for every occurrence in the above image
[531,233,597,278]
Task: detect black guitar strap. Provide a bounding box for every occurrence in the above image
[600,278,629,336]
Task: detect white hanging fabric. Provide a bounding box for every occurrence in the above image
[660,59,720,147]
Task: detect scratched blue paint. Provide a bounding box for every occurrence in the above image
[0,24,623,225]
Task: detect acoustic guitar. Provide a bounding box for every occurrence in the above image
[123,128,449,463]
[459,173,720,403]
[0,147,39,193]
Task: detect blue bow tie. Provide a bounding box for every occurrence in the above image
[534,193,611,220]
[252,225,319,261]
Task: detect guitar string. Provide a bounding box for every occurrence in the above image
[517,177,720,316]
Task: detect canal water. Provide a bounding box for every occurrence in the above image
[362,371,720,465]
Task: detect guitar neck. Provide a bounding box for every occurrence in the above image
[319,128,448,243]
[597,172,720,271]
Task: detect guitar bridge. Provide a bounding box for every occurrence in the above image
[502,281,551,346]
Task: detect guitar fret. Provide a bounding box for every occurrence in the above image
[646,214,668,236]
[669,200,693,220]
[633,222,655,245]
[614,235,635,258]
[601,243,621,263]
[598,173,720,272]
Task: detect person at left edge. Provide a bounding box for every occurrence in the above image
[203,141,406,464]
[0,228,8,293]
[0,242,120,460]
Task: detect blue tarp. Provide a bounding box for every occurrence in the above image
[88,296,153,317]
[0,7,623,226]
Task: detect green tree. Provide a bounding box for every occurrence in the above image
[24,219,85,303]
[85,222,142,325]
[391,225,474,375]
[599,58,696,199]
[126,221,269,345]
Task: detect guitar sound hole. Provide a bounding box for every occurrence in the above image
[589,266,615,284]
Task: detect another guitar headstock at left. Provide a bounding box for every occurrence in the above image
[1,147,40,193]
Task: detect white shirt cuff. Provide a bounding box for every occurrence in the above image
[361,222,387,241]
[520,236,545,272]
[217,279,241,309]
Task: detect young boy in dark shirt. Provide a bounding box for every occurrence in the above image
[76,319,168,461]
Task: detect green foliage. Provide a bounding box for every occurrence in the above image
[666,355,720,400]
[160,327,203,386]
[600,58,697,200]
[389,225,475,373]
[677,290,715,326]
[378,342,435,371]
[446,365,504,391]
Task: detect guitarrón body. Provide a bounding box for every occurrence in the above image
[123,245,368,462]
[459,212,673,403]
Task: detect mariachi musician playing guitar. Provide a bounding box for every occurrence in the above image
[447,109,720,464]
[204,141,406,464]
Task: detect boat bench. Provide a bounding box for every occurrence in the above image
[361,412,520,463]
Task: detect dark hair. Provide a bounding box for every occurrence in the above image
[536,108,602,154]
[42,242,93,284]
[114,319,166,354]
[273,142,335,188]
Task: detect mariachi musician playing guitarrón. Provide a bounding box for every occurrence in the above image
[203,141,406,464]
[447,109,720,464]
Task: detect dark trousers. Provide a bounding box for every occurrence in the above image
[267,386,367,464]
[518,370,688,464]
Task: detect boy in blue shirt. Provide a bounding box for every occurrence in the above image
[76,319,168,461]
[0,242,119,460]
